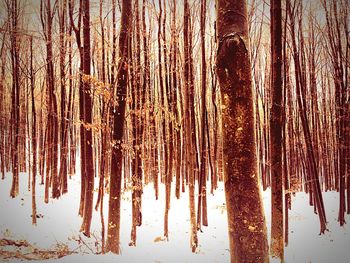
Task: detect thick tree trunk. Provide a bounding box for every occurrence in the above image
[216,0,269,262]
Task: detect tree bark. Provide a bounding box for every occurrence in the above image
[216,0,269,262]
[198,0,208,229]
[106,0,132,254]
[184,0,198,252]
[80,0,95,237]
[270,0,284,259]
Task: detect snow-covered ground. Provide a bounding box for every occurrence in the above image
[0,171,349,263]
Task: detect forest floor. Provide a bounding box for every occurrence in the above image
[0,171,349,263]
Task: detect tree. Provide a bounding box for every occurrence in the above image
[270,0,284,259]
[106,0,132,254]
[30,36,37,225]
[80,0,95,238]
[68,0,85,217]
[130,0,143,245]
[183,0,198,252]
[58,0,69,195]
[198,0,208,229]
[216,0,269,262]
[40,0,60,201]
[0,21,7,180]
[7,0,20,198]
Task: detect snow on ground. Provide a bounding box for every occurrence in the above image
[0,171,349,263]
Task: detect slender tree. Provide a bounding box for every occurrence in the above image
[198,0,208,229]
[30,36,37,225]
[270,0,284,259]
[58,0,69,195]
[107,0,132,254]
[80,0,95,237]
[184,0,198,252]
[40,0,60,200]
[130,0,143,245]
[8,0,20,198]
[0,25,6,180]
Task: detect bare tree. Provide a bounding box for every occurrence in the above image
[58,0,69,195]
[40,0,60,200]
[28,36,37,225]
[183,0,198,252]
[80,0,95,238]
[216,0,269,261]
[270,0,284,259]
[107,0,132,254]
[7,0,21,198]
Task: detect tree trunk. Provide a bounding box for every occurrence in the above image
[43,0,60,200]
[198,0,208,229]
[80,0,95,237]
[0,31,6,180]
[30,37,37,225]
[184,0,198,252]
[9,0,20,198]
[270,0,284,259]
[216,0,269,262]
[106,0,132,254]
[58,0,69,195]
[130,0,143,245]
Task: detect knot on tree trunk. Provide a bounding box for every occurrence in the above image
[217,33,247,61]
[216,33,250,97]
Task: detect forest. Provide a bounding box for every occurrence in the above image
[0,0,349,262]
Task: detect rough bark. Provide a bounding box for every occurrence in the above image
[216,0,269,262]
